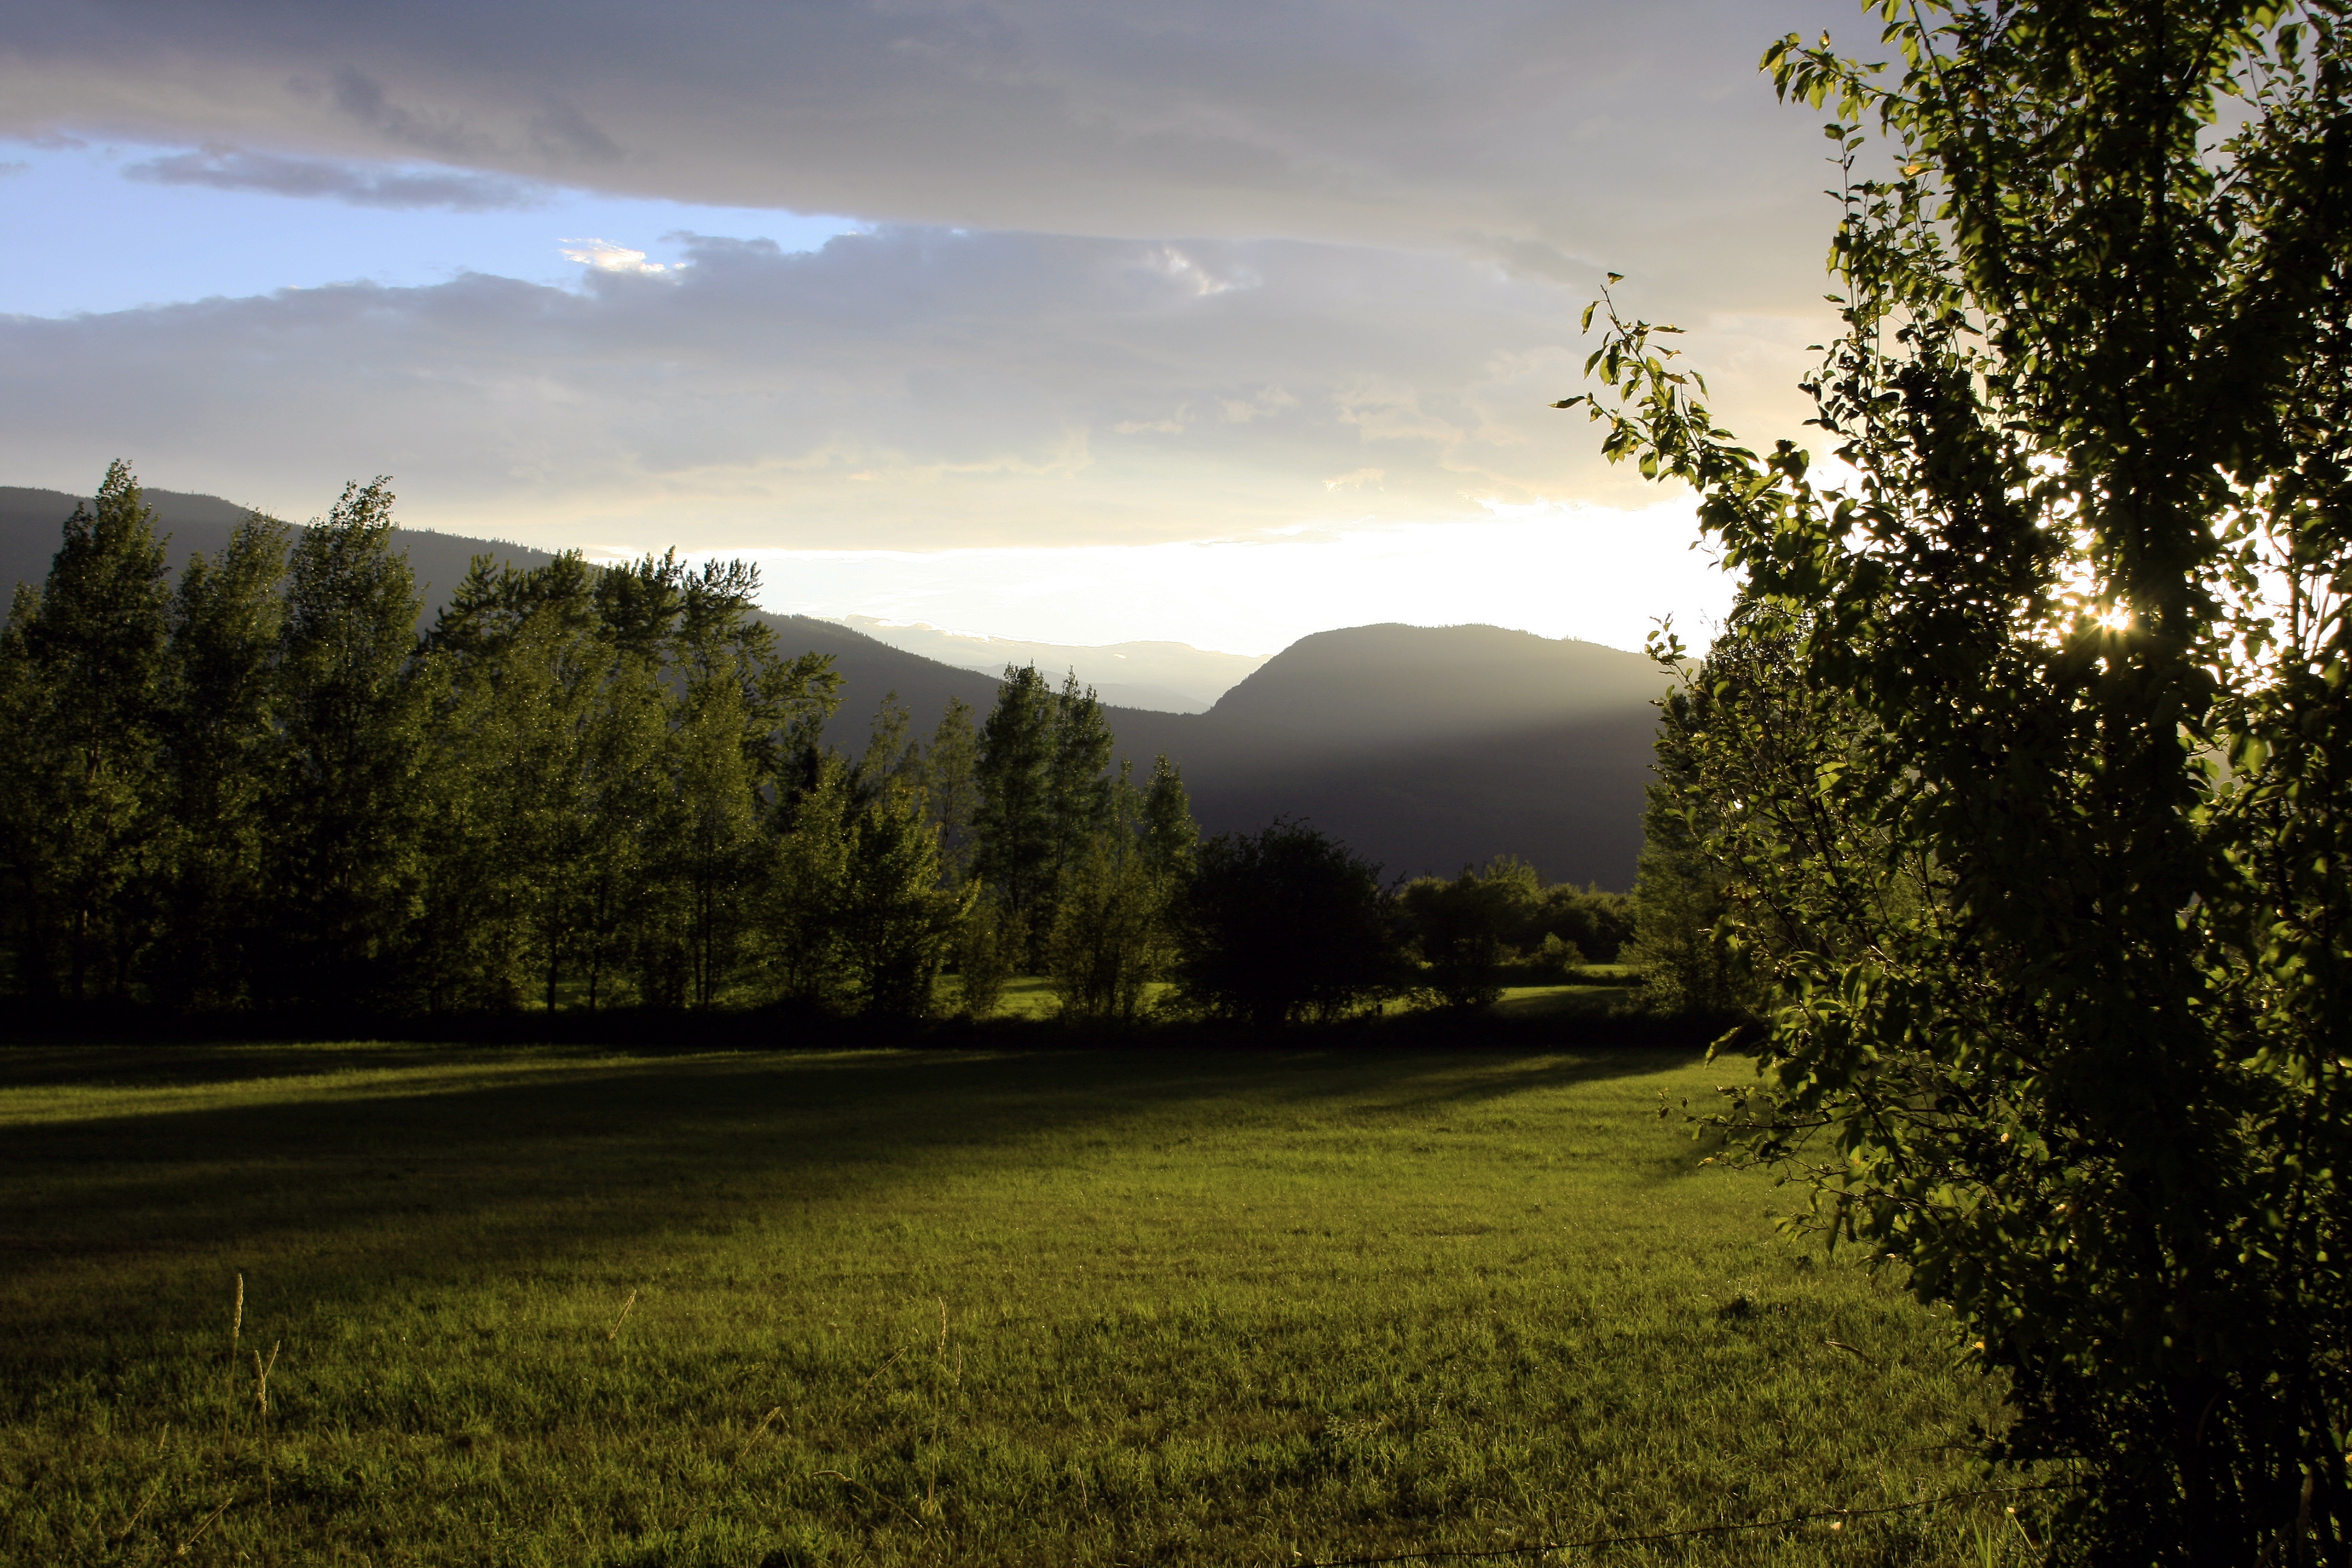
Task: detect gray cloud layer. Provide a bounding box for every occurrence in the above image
[4,1,1857,295]
[124,146,549,209]
[0,1,1866,558]
[0,225,1819,548]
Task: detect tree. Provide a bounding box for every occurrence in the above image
[836,782,965,1017]
[0,462,173,1002]
[261,479,425,1006]
[1137,753,1198,892]
[952,892,1022,1020]
[1619,611,1851,1020]
[638,558,838,1009]
[762,710,965,1017]
[972,665,1116,947]
[1400,857,1540,1010]
[972,665,1060,932]
[1522,881,1634,964]
[413,554,614,1011]
[154,510,290,1007]
[1045,670,1116,887]
[925,696,982,884]
[1563,3,2352,1557]
[763,752,852,1007]
[1172,820,1404,1027]
[1044,760,1195,1024]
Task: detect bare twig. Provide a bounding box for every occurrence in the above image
[172,1494,236,1558]
[113,1477,162,1543]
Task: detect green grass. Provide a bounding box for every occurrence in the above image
[0,1040,2016,1567]
[963,976,1642,1022]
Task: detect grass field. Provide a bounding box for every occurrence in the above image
[0,1036,2017,1567]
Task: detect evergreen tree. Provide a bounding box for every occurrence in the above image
[837,782,964,1017]
[763,752,852,1006]
[972,665,1060,932]
[925,696,981,883]
[0,462,172,1001]
[1045,670,1116,888]
[1137,754,1198,893]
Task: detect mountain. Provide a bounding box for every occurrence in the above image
[1102,624,1668,888]
[4,486,1665,886]
[829,615,1269,713]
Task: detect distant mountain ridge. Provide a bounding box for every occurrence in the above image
[830,615,1269,713]
[2,484,1666,886]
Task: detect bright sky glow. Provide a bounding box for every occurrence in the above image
[687,500,1736,656]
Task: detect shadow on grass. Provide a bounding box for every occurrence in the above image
[0,1032,1710,1388]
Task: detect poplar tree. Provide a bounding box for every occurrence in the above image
[155,511,290,1007]
[1566,2,2352,1555]
[0,462,172,1001]
[263,479,424,1005]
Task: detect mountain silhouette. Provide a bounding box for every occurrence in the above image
[1103,625,1667,887]
[4,486,1664,886]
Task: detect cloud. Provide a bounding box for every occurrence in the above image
[0,224,1824,554]
[0,160,26,177]
[0,1,1858,301]
[559,237,669,274]
[123,145,550,211]
[0,0,1867,598]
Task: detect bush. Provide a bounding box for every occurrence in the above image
[1172,820,1404,1027]
[1399,858,1540,1010]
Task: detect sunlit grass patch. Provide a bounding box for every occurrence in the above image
[0,1042,2009,1566]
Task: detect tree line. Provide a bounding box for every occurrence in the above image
[1,463,1634,1025]
[0,464,1179,1019]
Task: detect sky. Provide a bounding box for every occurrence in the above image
[0,0,1860,655]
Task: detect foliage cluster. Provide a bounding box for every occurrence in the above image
[1399,856,1633,1009]
[1563,1,2352,1558]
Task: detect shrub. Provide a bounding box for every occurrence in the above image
[1172,820,1404,1027]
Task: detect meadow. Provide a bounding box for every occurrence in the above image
[0,1034,2019,1567]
